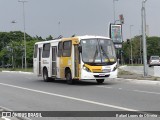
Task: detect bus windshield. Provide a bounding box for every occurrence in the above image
[81,38,116,65]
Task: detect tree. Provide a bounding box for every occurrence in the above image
[26,39,39,67]
[34,35,44,41]
[147,37,160,58]
[0,31,40,67]
[46,35,53,40]
[122,36,160,64]
[7,41,23,68]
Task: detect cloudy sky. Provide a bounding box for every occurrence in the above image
[0,0,159,40]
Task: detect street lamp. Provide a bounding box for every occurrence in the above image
[58,21,61,35]
[113,0,118,23]
[18,0,27,70]
[139,34,143,64]
[130,25,134,65]
[11,20,17,68]
[11,20,17,24]
[141,0,148,76]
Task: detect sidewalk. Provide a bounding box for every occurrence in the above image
[117,66,160,85]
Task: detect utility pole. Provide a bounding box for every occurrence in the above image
[18,0,27,70]
[141,0,148,76]
[130,25,134,66]
[113,0,118,22]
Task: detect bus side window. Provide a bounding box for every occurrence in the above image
[58,41,63,57]
[34,44,38,58]
[42,43,50,58]
[62,41,71,57]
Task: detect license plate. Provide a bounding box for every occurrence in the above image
[99,74,105,76]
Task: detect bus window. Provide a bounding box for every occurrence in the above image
[62,41,71,57]
[58,41,63,57]
[42,43,50,58]
[34,44,38,58]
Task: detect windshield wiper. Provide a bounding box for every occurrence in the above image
[93,46,98,62]
[100,45,111,63]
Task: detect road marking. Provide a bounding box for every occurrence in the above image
[25,77,32,80]
[1,117,11,120]
[0,82,138,111]
[134,90,160,95]
[96,86,123,90]
[97,85,160,95]
[96,86,113,89]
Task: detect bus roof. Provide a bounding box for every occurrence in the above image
[35,39,61,45]
[62,35,111,41]
[35,35,111,45]
[76,35,111,40]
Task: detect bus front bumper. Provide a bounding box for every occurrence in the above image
[81,69,117,80]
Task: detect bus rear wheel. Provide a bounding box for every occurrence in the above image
[43,68,51,82]
[66,71,74,84]
[96,79,104,84]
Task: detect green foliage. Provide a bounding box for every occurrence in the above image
[122,36,160,64]
[46,35,53,40]
[34,35,44,41]
[26,39,39,67]
[0,31,41,67]
[8,41,23,67]
[147,37,160,57]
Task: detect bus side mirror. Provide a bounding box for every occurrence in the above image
[78,45,82,53]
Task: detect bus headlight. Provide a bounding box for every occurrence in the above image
[83,65,91,72]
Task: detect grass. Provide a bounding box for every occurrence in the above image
[122,64,143,66]
[118,68,160,80]
[0,68,33,72]
[118,68,134,75]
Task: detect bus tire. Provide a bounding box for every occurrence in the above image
[43,68,51,82]
[96,79,104,84]
[66,71,74,84]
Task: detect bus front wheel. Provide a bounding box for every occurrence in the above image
[96,79,104,84]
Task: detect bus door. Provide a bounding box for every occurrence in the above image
[74,45,80,78]
[38,48,42,75]
[52,46,57,76]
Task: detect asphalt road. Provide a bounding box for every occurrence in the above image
[0,72,160,120]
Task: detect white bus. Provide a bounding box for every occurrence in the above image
[33,35,118,84]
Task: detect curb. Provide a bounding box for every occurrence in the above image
[116,77,160,85]
[1,71,33,75]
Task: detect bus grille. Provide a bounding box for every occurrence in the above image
[94,75,110,78]
[92,69,111,73]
